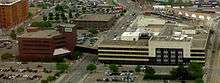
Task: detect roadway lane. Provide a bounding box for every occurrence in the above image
[205,19,220,83]
[57,53,97,83]
[104,0,143,40]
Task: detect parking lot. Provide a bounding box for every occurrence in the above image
[81,65,194,83]
[77,30,98,47]
[0,62,58,83]
[0,39,18,60]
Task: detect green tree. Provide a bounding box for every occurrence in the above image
[55,4,64,12]
[55,13,60,22]
[168,0,174,7]
[30,3,35,7]
[75,13,80,18]
[1,53,14,60]
[43,15,48,21]
[177,0,183,8]
[47,76,56,81]
[188,62,203,79]
[55,56,64,62]
[109,64,118,73]
[144,66,155,75]
[31,21,52,28]
[88,28,98,34]
[195,78,204,83]
[185,0,193,6]
[28,12,33,17]
[10,30,17,40]
[73,50,82,60]
[170,65,189,80]
[41,80,48,83]
[37,2,48,9]
[82,7,87,13]
[86,64,97,72]
[48,13,54,20]
[16,27,25,34]
[135,65,141,73]
[61,13,67,22]
[56,63,69,72]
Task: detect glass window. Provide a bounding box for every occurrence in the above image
[157,59,161,62]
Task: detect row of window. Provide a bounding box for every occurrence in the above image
[99,55,148,59]
[22,44,50,47]
[99,47,148,51]
[191,54,206,56]
[156,50,183,54]
[99,51,148,55]
[156,59,183,63]
[190,50,205,52]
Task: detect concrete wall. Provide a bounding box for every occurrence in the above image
[149,40,191,58]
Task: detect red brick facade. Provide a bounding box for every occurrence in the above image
[18,28,76,61]
[0,0,28,29]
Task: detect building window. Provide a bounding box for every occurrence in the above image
[178,59,183,63]
[157,54,161,58]
[164,51,168,54]
[178,51,183,54]
[164,59,168,62]
[156,50,161,53]
[164,55,168,58]
[171,51,175,54]
[171,60,176,63]
[156,59,161,62]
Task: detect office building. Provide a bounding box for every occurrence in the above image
[98,16,209,65]
[73,14,116,31]
[0,0,29,29]
[18,25,76,61]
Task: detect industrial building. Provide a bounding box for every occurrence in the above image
[73,14,116,31]
[98,16,209,65]
[0,0,29,29]
[18,25,76,61]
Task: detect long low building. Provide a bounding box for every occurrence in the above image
[72,14,116,31]
[98,23,209,65]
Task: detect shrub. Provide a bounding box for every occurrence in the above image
[47,76,56,81]
[31,21,52,28]
[41,80,48,83]
[1,53,14,60]
[86,64,97,72]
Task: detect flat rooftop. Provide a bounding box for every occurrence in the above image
[131,15,166,27]
[0,0,20,5]
[100,39,149,47]
[20,30,61,38]
[74,14,115,22]
[191,39,207,49]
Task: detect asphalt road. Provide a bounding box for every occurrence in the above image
[205,18,220,83]
[104,0,143,40]
[57,53,97,83]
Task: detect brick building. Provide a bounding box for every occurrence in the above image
[0,0,29,29]
[18,25,76,61]
[73,14,116,31]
